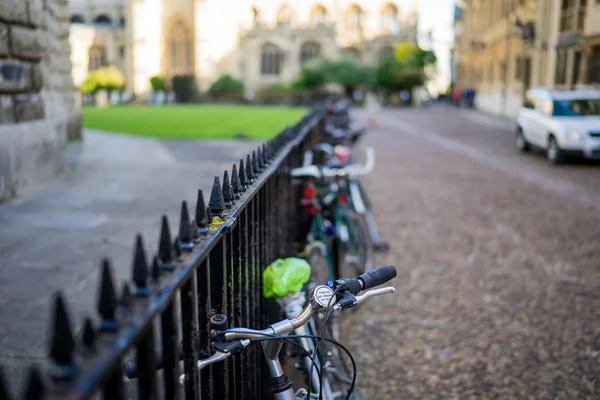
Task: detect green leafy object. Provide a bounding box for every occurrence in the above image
[209,74,245,94]
[263,258,312,299]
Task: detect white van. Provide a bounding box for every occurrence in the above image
[516,87,600,164]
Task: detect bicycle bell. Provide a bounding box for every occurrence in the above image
[311,285,337,310]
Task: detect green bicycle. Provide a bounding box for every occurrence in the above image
[292,148,375,285]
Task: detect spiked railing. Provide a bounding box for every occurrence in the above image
[0,109,324,399]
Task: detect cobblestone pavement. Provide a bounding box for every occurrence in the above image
[341,107,600,399]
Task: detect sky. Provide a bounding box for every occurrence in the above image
[416,0,456,93]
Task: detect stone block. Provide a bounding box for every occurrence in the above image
[10,26,42,61]
[0,94,15,124]
[31,63,43,91]
[28,0,45,28]
[44,12,56,35]
[0,60,31,92]
[0,23,8,56]
[0,0,28,24]
[14,93,44,122]
[54,4,68,21]
[43,0,57,17]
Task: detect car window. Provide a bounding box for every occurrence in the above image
[524,95,536,109]
[552,99,600,116]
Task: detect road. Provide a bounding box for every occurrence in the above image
[342,107,600,398]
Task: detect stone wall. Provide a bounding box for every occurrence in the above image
[0,0,81,201]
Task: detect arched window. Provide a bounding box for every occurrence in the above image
[346,4,362,30]
[261,43,284,75]
[88,45,107,71]
[310,4,327,25]
[379,46,395,61]
[276,4,291,24]
[70,14,85,24]
[381,3,400,34]
[93,14,113,25]
[300,42,321,64]
[166,18,194,76]
[342,47,360,60]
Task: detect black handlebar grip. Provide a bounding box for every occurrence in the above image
[358,265,397,290]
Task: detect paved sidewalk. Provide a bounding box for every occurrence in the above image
[0,129,258,393]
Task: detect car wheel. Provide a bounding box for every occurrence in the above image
[516,128,530,153]
[547,136,565,165]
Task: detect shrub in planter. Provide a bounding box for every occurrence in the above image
[171,75,198,103]
[209,74,245,94]
[150,76,167,92]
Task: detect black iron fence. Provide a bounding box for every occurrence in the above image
[0,108,326,399]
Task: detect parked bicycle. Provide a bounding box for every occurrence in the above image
[181,265,397,400]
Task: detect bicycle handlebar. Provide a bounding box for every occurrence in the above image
[291,147,375,180]
[129,265,397,382]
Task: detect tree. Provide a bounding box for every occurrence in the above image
[209,74,245,94]
[149,76,167,92]
[80,66,126,94]
[376,41,437,95]
[293,59,328,90]
[294,58,375,96]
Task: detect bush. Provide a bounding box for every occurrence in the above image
[150,76,167,92]
[209,74,245,94]
[80,66,126,94]
[171,75,198,103]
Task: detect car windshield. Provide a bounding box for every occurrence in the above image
[552,98,600,116]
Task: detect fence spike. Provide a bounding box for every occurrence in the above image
[97,259,118,332]
[173,236,183,261]
[239,158,248,191]
[252,150,259,175]
[262,143,269,164]
[0,365,10,400]
[222,170,232,208]
[119,282,134,311]
[190,219,200,243]
[23,365,46,400]
[158,215,175,271]
[49,293,78,380]
[256,148,263,171]
[151,255,162,283]
[194,189,208,235]
[206,206,213,224]
[246,154,254,183]
[208,176,225,216]
[132,235,151,297]
[179,201,194,251]
[231,164,241,199]
[81,317,96,352]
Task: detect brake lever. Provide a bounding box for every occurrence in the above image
[333,286,395,310]
[178,339,251,384]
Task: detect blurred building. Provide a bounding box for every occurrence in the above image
[454,0,600,119]
[67,0,418,96]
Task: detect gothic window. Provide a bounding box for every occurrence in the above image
[70,14,85,24]
[261,43,284,75]
[589,45,600,83]
[342,47,360,60]
[310,4,327,25]
[93,14,113,25]
[167,18,194,76]
[381,3,400,34]
[300,42,321,64]
[88,46,107,71]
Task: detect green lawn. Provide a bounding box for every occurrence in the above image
[81,104,309,140]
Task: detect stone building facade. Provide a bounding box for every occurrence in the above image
[0,0,81,201]
[67,0,418,96]
[454,0,600,119]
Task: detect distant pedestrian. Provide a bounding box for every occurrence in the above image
[365,91,381,127]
